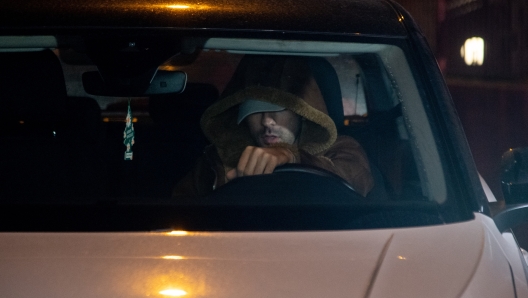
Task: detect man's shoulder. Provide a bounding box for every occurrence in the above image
[319,134,367,156]
[333,135,361,147]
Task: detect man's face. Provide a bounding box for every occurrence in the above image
[246,110,302,147]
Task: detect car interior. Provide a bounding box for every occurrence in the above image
[0,36,456,230]
[0,37,437,201]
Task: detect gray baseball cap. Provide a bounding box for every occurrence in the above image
[237,99,285,124]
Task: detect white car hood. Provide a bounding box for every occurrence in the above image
[0,214,519,298]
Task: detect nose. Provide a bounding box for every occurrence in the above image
[261,112,276,127]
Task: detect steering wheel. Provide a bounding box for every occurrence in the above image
[206,163,362,204]
[273,163,357,191]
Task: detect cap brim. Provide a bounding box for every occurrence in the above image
[237,99,285,124]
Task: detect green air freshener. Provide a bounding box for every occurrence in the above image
[123,99,135,160]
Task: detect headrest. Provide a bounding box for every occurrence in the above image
[306,57,344,130]
[0,50,68,122]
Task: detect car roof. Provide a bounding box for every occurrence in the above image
[0,0,409,37]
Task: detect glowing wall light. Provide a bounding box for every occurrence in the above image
[166,230,189,236]
[159,289,188,296]
[166,4,190,9]
[460,37,485,66]
[162,255,185,260]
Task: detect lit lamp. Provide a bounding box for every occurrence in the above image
[159,289,188,296]
[460,37,485,66]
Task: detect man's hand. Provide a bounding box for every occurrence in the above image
[226,146,295,181]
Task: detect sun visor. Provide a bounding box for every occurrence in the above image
[82,70,187,97]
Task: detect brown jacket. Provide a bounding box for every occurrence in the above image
[173,56,374,197]
[173,135,373,197]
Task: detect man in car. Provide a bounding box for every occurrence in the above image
[173,55,374,197]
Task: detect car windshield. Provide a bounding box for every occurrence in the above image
[0,36,473,231]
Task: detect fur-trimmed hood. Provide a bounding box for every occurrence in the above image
[200,56,338,168]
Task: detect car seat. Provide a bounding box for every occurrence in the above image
[346,54,423,201]
[307,57,389,200]
[0,50,105,201]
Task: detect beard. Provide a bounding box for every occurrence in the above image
[254,126,297,147]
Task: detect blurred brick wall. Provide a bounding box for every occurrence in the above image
[449,82,528,200]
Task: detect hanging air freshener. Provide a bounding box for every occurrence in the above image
[123,99,135,160]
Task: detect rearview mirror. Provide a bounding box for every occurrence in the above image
[501,147,528,204]
[82,70,187,97]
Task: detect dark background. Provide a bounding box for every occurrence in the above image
[395,0,528,201]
